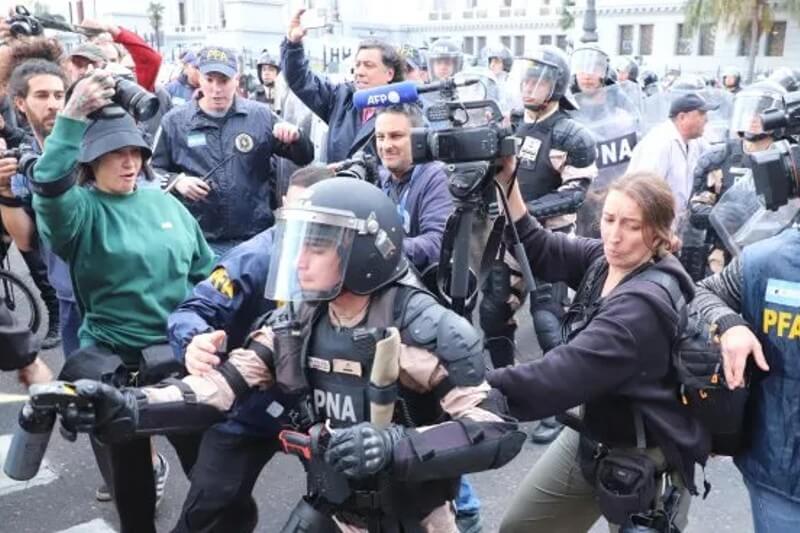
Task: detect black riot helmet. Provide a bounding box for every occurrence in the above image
[513,45,577,111]
[730,80,786,141]
[613,56,638,83]
[264,178,407,301]
[721,66,742,90]
[670,75,706,94]
[769,66,799,92]
[256,52,280,84]
[640,69,659,96]
[571,45,612,92]
[427,38,463,81]
[482,43,513,73]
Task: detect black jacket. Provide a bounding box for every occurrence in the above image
[488,214,710,490]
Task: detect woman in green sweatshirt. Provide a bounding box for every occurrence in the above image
[31,70,214,533]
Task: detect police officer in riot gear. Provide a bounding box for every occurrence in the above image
[482,43,513,82]
[58,178,525,532]
[681,80,786,281]
[721,66,742,94]
[481,45,597,444]
[427,38,464,82]
[640,70,659,97]
[613,56,638,83]
[400,44,429,83]
[252,51,283,112]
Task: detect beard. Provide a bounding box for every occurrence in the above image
[26,111,57,140]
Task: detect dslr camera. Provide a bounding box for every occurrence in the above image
[67,74,160,123]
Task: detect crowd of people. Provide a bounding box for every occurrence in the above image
[0,6,798,533]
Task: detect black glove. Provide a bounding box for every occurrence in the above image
[323,422,405,479]
[61,379,138,442]
[479,260,513,334]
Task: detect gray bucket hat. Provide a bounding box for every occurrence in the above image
[78,114,152,163]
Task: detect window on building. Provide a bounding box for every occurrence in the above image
[464,36,475,55]
[501,35,511,49]
[514,35,525,56]
[178,0,186,26]
[738,23,755,56]
[477,36,487,52]
[540,35,552,45]
[766,21,786,56]
[617,25,633,55]
[638,24,653,55]
[466,0,478,7]
[556,34,568,50]
[675,23,692,56]
[698,23,716,55]
[503,0,512,6]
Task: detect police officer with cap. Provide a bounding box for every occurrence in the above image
[481,45,597,444]
[400,44,429,83]
[58,177,525,532]
[153,46,314,255]
[165,49,200,106]
[252,51,283,112]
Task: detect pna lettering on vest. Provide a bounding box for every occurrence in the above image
[314,389,357,423]
[596,132,637,169]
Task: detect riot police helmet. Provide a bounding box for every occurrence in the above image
[512,46,576,111]
[769,66,799,92]
[613,56,638,83]
[640,69,659,96]
[427,38,463,81]
[256,52,280,84]
[730,80,786,140]
[482,43,513,73]
[721,66,742,89]
[571,45,611,92]
[264,178,407,301]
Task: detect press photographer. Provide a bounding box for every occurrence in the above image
[29,67,214,533]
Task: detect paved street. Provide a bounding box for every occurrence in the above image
[0,246,754,532]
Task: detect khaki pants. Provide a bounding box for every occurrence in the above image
[500,428,691,533]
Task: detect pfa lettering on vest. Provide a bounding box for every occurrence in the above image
[313,389,357,423]
[762,278,800,339]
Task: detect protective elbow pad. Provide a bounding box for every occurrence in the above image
[527,187,587,219]
[391,419,525,482]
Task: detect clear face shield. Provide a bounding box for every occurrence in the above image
[709,169,800,256]
[264,207,360,302]
[514,59,558,111]
[428,53,462,81]
[730,93,780,138]
[571,49,606,92]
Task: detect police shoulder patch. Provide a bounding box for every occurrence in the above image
[208,267,236,298]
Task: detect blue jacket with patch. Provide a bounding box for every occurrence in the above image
[167,228,288,436]
[737,228,800,501]
[280,39,376,163]
[152,96,314,244]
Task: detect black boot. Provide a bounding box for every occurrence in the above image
[20,248,61,348]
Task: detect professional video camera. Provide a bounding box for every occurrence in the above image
[4,5,103,40]
[747,90,800,210]
[352,79,534,316]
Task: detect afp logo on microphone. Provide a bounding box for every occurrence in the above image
[366,90,401,107]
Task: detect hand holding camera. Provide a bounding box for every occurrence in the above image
[62,70,116,121]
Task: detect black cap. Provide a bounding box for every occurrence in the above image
[669,92,720,117]
[78,114,151,163]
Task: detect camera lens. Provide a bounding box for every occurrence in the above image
[113,78,159,122]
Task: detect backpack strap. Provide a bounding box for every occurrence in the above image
[634,269,688,332]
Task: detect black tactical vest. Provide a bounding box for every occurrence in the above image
[516,111,567,201]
